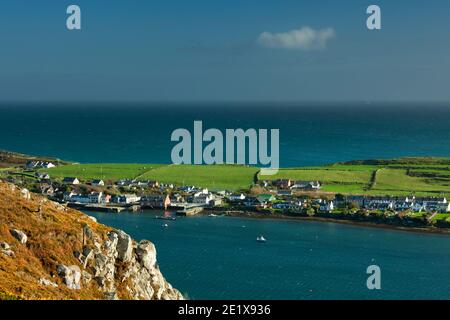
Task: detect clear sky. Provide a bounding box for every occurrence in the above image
[1,0,450,102]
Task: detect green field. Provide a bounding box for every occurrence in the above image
[433,214,450,222]
[260,168,372,183]
[259,158,450,197]
[138,164,258,191]
[370,169,450,194]
[36,157,450,196]
[259,166,374,194]
[43,163,258,191]
[43,164,163,181]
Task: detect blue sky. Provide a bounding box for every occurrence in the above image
[1,0,450,102]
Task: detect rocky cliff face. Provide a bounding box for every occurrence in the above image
[0,181,183,300]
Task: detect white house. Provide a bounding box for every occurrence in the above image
[319,201,334,212]
[229,193,246,201]
[193,193,215,205]
[290,181,321,190]
[88,192,103,204]
[394,201,414,211]
[412,202,426,212]
[26,161,56,169]
[194,188,209,197]
[91,179,105,187]
[69,194,90,204]
[63,177,80,185]
[42,162,56,169]
[114,194,141,204]
[35,172,50,180]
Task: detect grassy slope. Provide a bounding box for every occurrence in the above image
[0,181,111,300]
[261,168,372,194]
[138,164,258,191]
[37,157,450,196]
[44,164,165,181]
[44,163,258,191]
[260,158,450,197]
[369,168,450,196]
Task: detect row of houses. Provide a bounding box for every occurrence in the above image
[26,161,56,169]
[343,195,449,213]
[64,191,141,205]
[51,173,449,214]
[262,179,321,191]
[64,188,224,208]
[227,192,449,214]
[117,179,161,188]
[61,177,167,189]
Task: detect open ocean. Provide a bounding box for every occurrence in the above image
[2,103,450,299]
[1,103,450,166]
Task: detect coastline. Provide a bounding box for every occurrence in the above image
[203,210,450,236]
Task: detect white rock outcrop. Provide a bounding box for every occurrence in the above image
[1,241,14,257]
[10,228,28,244]
[21,188,31,200]
[70,227,183,300]
[136,240,157,271]
[115,230,133,262]
[57,264,82,290]
[39,278,58,288]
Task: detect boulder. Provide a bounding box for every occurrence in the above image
[88,216,97,223]
[1,245,14,257]
[115,230,133,262]
[81,246,94,268]
[39,278,58,287]
[136,240,157,271]
[82,270,92,284]
[21,188,31,200]
[2,249,14,257]
[94,253,108,275]
[0,242,10,250]
[57,264,81,290]
[83,224,94,240]
[10,229,28,244]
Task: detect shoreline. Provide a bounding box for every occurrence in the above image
[202,209,450,236]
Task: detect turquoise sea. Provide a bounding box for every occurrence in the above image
[87,210,450,300]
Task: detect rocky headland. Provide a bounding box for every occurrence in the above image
[0,180,183,300]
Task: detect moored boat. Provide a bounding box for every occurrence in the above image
[256,236,266,243]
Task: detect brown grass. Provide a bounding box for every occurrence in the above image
[0,180,113,300]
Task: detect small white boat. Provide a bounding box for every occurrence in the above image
[208,213,218,217]
[162,223,169,228]
[256,236,266,243]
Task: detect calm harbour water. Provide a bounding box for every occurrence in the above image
[86,210,450,300]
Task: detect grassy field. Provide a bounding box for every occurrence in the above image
[259,158,450,197]
[138,164,258,191]
[32,157,450,196]
[433,214,450,222]
[260,168,372,183]
[259,166,374,195]
[43,164,163,181]
[43,163,258,191]
[370,169,450,194]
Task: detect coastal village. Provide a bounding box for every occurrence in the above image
[2,159,450,230]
